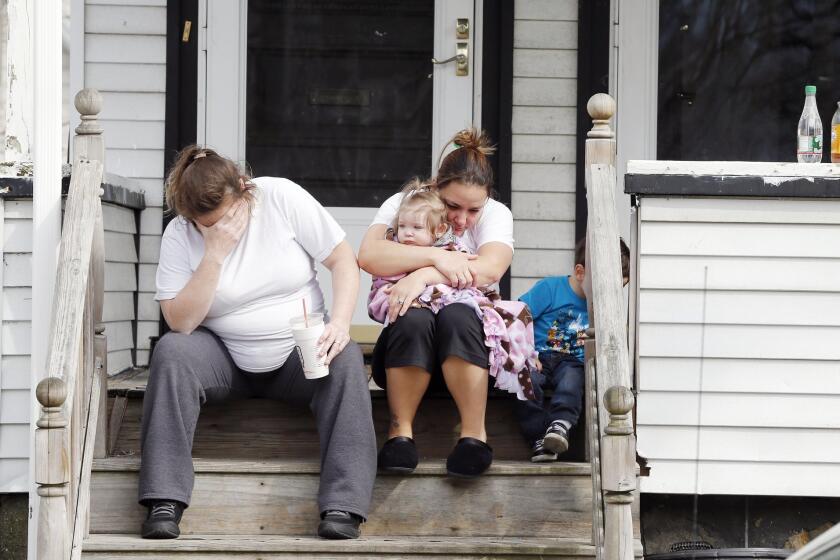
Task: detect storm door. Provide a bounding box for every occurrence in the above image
[198,0,478,324]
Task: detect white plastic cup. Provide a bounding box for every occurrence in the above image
[290,313,329,379]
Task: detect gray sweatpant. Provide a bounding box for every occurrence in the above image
[137,327,377,520]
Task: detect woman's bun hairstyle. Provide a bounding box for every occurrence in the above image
[451,128,496,157]
[435,127,496,195]
[165,145,253,220]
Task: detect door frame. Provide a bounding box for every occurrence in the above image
[164,0,511,296]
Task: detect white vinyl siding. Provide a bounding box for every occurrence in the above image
[636,196,840,497]
[102,203,138,374]
[510,0,578,298]
[85,0,166,366]
[1,199,32,491]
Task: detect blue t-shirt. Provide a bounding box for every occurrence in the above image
[519,276,589,362]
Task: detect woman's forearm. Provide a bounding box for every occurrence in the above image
[413,255,502,289]
[322,240,360,326]
[358,237,438,277]
[329,258,359,326]
[160,255,224,334]
[470,243,513,286]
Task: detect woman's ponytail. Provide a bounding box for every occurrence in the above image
[435,127,496,195]
[165,145,253,219]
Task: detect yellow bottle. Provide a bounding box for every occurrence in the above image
[832,102,840,163]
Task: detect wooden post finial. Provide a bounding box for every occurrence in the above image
[604,385,634,435]
[36,377,68,429]
[36,377,67,408]
[74,88,103,135]
[587,93,616,139]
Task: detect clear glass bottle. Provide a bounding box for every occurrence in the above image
[831,101,840,164]
[797,85,823,163]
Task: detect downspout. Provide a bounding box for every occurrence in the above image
[30,1,62,559]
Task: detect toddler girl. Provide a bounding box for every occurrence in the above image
[367,180,538,401]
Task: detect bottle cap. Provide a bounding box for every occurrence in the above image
[805,85,817,94]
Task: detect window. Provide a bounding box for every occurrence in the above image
[658,0,840,161]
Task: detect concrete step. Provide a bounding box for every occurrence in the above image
[82,534,603,559]
[89,457,595,539]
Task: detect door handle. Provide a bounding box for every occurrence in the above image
[431,42,469,76]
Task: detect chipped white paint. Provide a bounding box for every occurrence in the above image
[5,0,35,163]
[628,160,840,177]
[763,176,814,187]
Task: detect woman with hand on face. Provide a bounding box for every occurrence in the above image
[358,128,514,478]
[138,146,376,541]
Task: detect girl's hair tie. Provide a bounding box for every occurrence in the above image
[405,186,430,199]
[193,151,207,160]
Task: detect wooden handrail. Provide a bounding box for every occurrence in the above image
[34,88,107,560]
[582,93,636,560]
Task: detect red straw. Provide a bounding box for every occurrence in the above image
[302,299,309,328]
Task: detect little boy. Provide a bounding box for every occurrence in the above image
[517,237,630,462]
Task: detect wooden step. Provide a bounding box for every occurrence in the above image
[89,457,594,539]
[82,534,603,559]
[108,396,563,461]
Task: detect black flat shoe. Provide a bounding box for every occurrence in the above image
[446,437,493,478]
[377,436,418,473]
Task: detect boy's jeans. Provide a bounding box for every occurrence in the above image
[515,352,584,446]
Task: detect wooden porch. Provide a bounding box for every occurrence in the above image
[31,89,640,559]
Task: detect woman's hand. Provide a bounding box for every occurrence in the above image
[195,200,250,263]
[317,319,351,366]
[432,249,478,289]
[385,273,428,323]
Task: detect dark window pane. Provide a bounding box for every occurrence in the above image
[246,0,434,207]
[658,0,840,162]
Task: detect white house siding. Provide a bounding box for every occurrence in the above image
[0,196,141,491]
[636,196,840,497]
[510,0,578,299]
[85,0,166,367]
[1,199,34,491]
[102,203,139,374]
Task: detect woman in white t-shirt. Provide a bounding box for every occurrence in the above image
[358,129,514,478]
[139,146,376,541]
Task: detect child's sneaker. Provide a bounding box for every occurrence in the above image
[531,439,558,463]
[543,420,570,454]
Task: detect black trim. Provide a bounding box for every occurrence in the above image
[482,0,514,298]
[162,0,199,336]
[164,0,198,177]
[0,176,146,210]
[575,0,611,242]
[626,173,840,198]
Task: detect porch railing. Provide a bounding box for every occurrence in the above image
[582,93,637,560]
[34,88,108,560]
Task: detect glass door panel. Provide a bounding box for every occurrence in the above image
[246,0,434,207]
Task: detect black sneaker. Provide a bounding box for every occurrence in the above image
[317,510,362,539]
[531,438,558,463]
[543,420,570,454]
[141,500,184,539]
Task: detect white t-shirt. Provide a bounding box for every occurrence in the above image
[155,177,345,372]
[371,192,514,253]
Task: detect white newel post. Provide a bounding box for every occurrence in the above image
[31,1,63,558]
